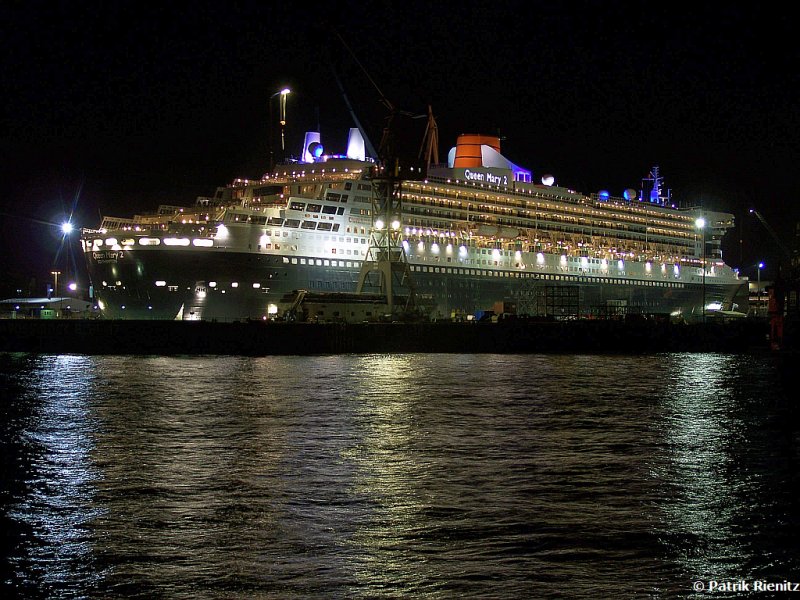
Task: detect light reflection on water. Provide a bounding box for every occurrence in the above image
[1,352,797,599]
[659,355,747,580]
[3,354,105,598]
[656,354,799,597]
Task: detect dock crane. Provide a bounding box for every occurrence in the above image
[749,208,793,262]
[331,30,436,319]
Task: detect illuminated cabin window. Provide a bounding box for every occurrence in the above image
[155,281,166,287]
[192,239,213,247]
[139,238,161,246]
[163,237,190,246]
[121,239,135,246]
[231,282,239,288]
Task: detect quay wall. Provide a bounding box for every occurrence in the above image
[0,318,769,355]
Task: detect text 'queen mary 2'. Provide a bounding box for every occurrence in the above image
[81,129,747,322]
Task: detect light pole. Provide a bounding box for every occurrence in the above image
[695,216,706,323]
[58,220,74,314]
[50,271,61,298]
[757,261,764,316]
[268,88,291,171]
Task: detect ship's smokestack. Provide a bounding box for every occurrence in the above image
[453,134,501,168]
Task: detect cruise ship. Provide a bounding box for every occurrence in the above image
[81,129,747,322]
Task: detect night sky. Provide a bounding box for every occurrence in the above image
[2,1,797,295]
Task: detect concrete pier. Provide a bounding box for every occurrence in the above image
[0,318,770,355]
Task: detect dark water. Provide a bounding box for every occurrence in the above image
[1,352,798,599]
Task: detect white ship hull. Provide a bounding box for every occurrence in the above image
[85,241,746,321]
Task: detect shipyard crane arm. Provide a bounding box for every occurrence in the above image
[750,208,793,260]
[328,57,379,160]
[418,105,439,170]
[332,30,395,166]
[331,30,426,168]
[332,31,393,115]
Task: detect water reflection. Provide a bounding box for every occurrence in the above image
[88,356,303,597]
[346,355,430,592]
[657,353,799,594]
[5,354,104,596]
[659,355,745,580]
[345,355,669,596]
[1,352,797,598]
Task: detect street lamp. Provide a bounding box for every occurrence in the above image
[695,216,706,323]
[268,88,291,170]
[50,270,61,299]
[757,261,764,316]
